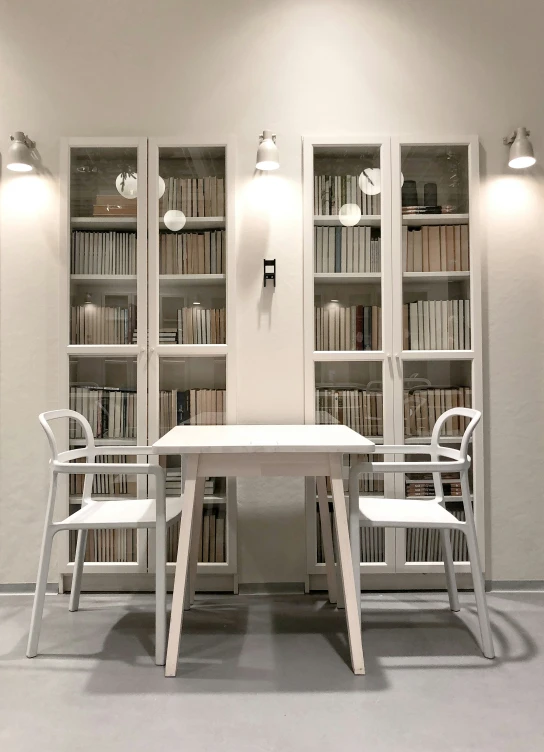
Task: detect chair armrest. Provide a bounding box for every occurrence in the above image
[90,446,155,456]
[54,460,164,478]
[377,445,433,455]
[350,458,465,478]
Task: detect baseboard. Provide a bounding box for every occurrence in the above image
[238,582,305,595]
[489,580,544,591]
[0,583,56,594]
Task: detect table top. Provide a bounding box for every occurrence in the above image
[152,424,375,454]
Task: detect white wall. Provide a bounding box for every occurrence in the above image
[1,0,543,584]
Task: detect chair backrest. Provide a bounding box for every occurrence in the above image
[431,407,481,464]
[39,409,95,462]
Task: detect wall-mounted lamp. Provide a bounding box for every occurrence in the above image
[84,293,93,306]
[503,127,536,169]
[256,130,279,171]
[7,132,36,172]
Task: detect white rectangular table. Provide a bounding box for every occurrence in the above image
[153,424,375,677]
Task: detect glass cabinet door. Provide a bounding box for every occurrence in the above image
[150,144,227,351]
[398,143,472,354]
[147,140,235,581]
[313,144,384,352]
[392,138,481,573]
[64,139,148,572]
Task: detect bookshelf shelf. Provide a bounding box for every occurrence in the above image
[159,274,226,287]
[314,215,380,227]
[70,274,137,288]
[403,271,470,283]
[72,216,226,231]
[402,213,469,226]
[304,135,483,582]
[314,273,381,284]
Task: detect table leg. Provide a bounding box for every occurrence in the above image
[348,458,362,626]
[188,476,205,606]
[329,453,365,675]
[316,476,337,605]
[165,453,199,677]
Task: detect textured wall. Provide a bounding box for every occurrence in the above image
[1,0,543,584]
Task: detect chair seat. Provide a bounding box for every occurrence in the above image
[57,497,183,529]
[359,496,464,529]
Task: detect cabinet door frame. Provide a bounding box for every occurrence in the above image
[60,136,149,574]
[146,137,237,579]
[302,134,397,575]
[390,135,483,575]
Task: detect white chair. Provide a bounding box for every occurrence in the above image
[27,409,182,665]
[343,407,494,659]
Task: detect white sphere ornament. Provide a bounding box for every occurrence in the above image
[338,203,361,227]
[116,173,138,199]
[158,176,166,199]
[164,209,187,232]
[359,168,381,196]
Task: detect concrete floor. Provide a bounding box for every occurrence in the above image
[0,591,542,751]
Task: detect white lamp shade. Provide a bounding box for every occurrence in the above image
[7,132,34,172]
[256,130,279,170]
[338,203,362,226]
[164,209,187,232]
[116,173,138,198]
[508,127,536,169]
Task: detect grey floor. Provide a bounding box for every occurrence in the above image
[0,591,542,751]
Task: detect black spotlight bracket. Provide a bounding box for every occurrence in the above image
[263,259,276,288]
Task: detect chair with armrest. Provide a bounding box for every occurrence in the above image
[344,407,494,659]
[27,408,182,665]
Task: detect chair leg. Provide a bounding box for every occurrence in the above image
[69,530,87,612]
[440,528,460,612]
[155,520,167,666]
[188,478,205,607]
[461,473,495,659]
[27,528,56,658]
[316,476,337,605]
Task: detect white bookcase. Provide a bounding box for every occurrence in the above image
[59,137,237,592]
[302,135,484,589]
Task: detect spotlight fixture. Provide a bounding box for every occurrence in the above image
[84,293,93,306]
[503,127,536,169]
[256,130,279,171]
[7,132,36,172]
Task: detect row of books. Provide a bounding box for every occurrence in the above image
[165,470,216,498]
[406,511,468,562]
[315,305,382,351]
[316,505,386,564]
[71,231,137,275]
[403,225,470,272]
[160,230,225,275]
[405,473,462,498]
[71,305,136,345]
[159,388,226,435]
[403,300,470,350]
[405,387,472,437]
[160,176,225,217]
[177,307,226,345]
[316,389,384,437]
[314,226,381,273]
[166,504,226,563]
[69,455,137,496]
[69,526,137,563]
[314,175,381,216]
[69,387,137,439]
